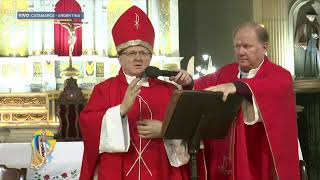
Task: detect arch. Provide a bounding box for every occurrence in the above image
[288,0,320,78]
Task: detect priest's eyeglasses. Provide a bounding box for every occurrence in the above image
[120,51,151,59]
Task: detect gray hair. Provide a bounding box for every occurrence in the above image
[232,22,269,44]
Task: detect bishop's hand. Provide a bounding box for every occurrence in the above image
[137,119,163,139]
[120,78,142,116]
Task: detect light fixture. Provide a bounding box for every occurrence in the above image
[202,54,210,61]
[196,65,202,72]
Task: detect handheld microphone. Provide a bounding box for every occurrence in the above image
[144,66,178,78]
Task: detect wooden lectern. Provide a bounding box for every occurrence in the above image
[162,90,243,180]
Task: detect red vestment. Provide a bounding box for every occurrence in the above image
[195,56,300,180]
[79,69,206,180]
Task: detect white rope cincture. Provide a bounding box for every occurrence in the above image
[126,95,153,179]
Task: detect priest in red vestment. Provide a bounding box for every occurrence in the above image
[172,22,300,180]
[79,5,206,180]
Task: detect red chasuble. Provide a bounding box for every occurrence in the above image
[79,69,206,180]
[195,56,300,180]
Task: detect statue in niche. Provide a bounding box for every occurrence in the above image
[295,8,320,78]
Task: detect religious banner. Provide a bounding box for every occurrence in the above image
[85,61,95,76]
[31,129,56,169]
[33,62,42,77]
[96,62,105,77]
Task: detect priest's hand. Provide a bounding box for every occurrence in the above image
[120,78,142,116]
[169,70,194,87]
[137,119,163,139]
[205,83,236,102]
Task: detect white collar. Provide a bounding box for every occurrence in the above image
[237,59,264,79]
[123,71,149,87]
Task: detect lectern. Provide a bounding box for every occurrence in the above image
[162,90,243,180]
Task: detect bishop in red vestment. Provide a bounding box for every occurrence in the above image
[172,22,300,180]
[79,6,206,180]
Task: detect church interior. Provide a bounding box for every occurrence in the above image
[0,0,319,179]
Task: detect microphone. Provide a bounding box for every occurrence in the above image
[144,66,178,78]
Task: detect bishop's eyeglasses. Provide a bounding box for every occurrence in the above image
[120,51,152,59]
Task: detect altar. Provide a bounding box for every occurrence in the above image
[0,141,83,180]
[0,55,181,142]
[0,0,181,93]
[0,0,181,143]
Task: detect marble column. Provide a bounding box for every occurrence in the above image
[252,0,293,74]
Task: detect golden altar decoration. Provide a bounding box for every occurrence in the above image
[0,90,92,142]
[0,93,51,126]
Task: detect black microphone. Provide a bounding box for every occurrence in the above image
[144,66,178,78]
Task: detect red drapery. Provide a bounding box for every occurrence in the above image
[54,0,82,56]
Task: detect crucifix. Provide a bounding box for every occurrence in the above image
[55,20,87,76]
[57,20,84,57]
